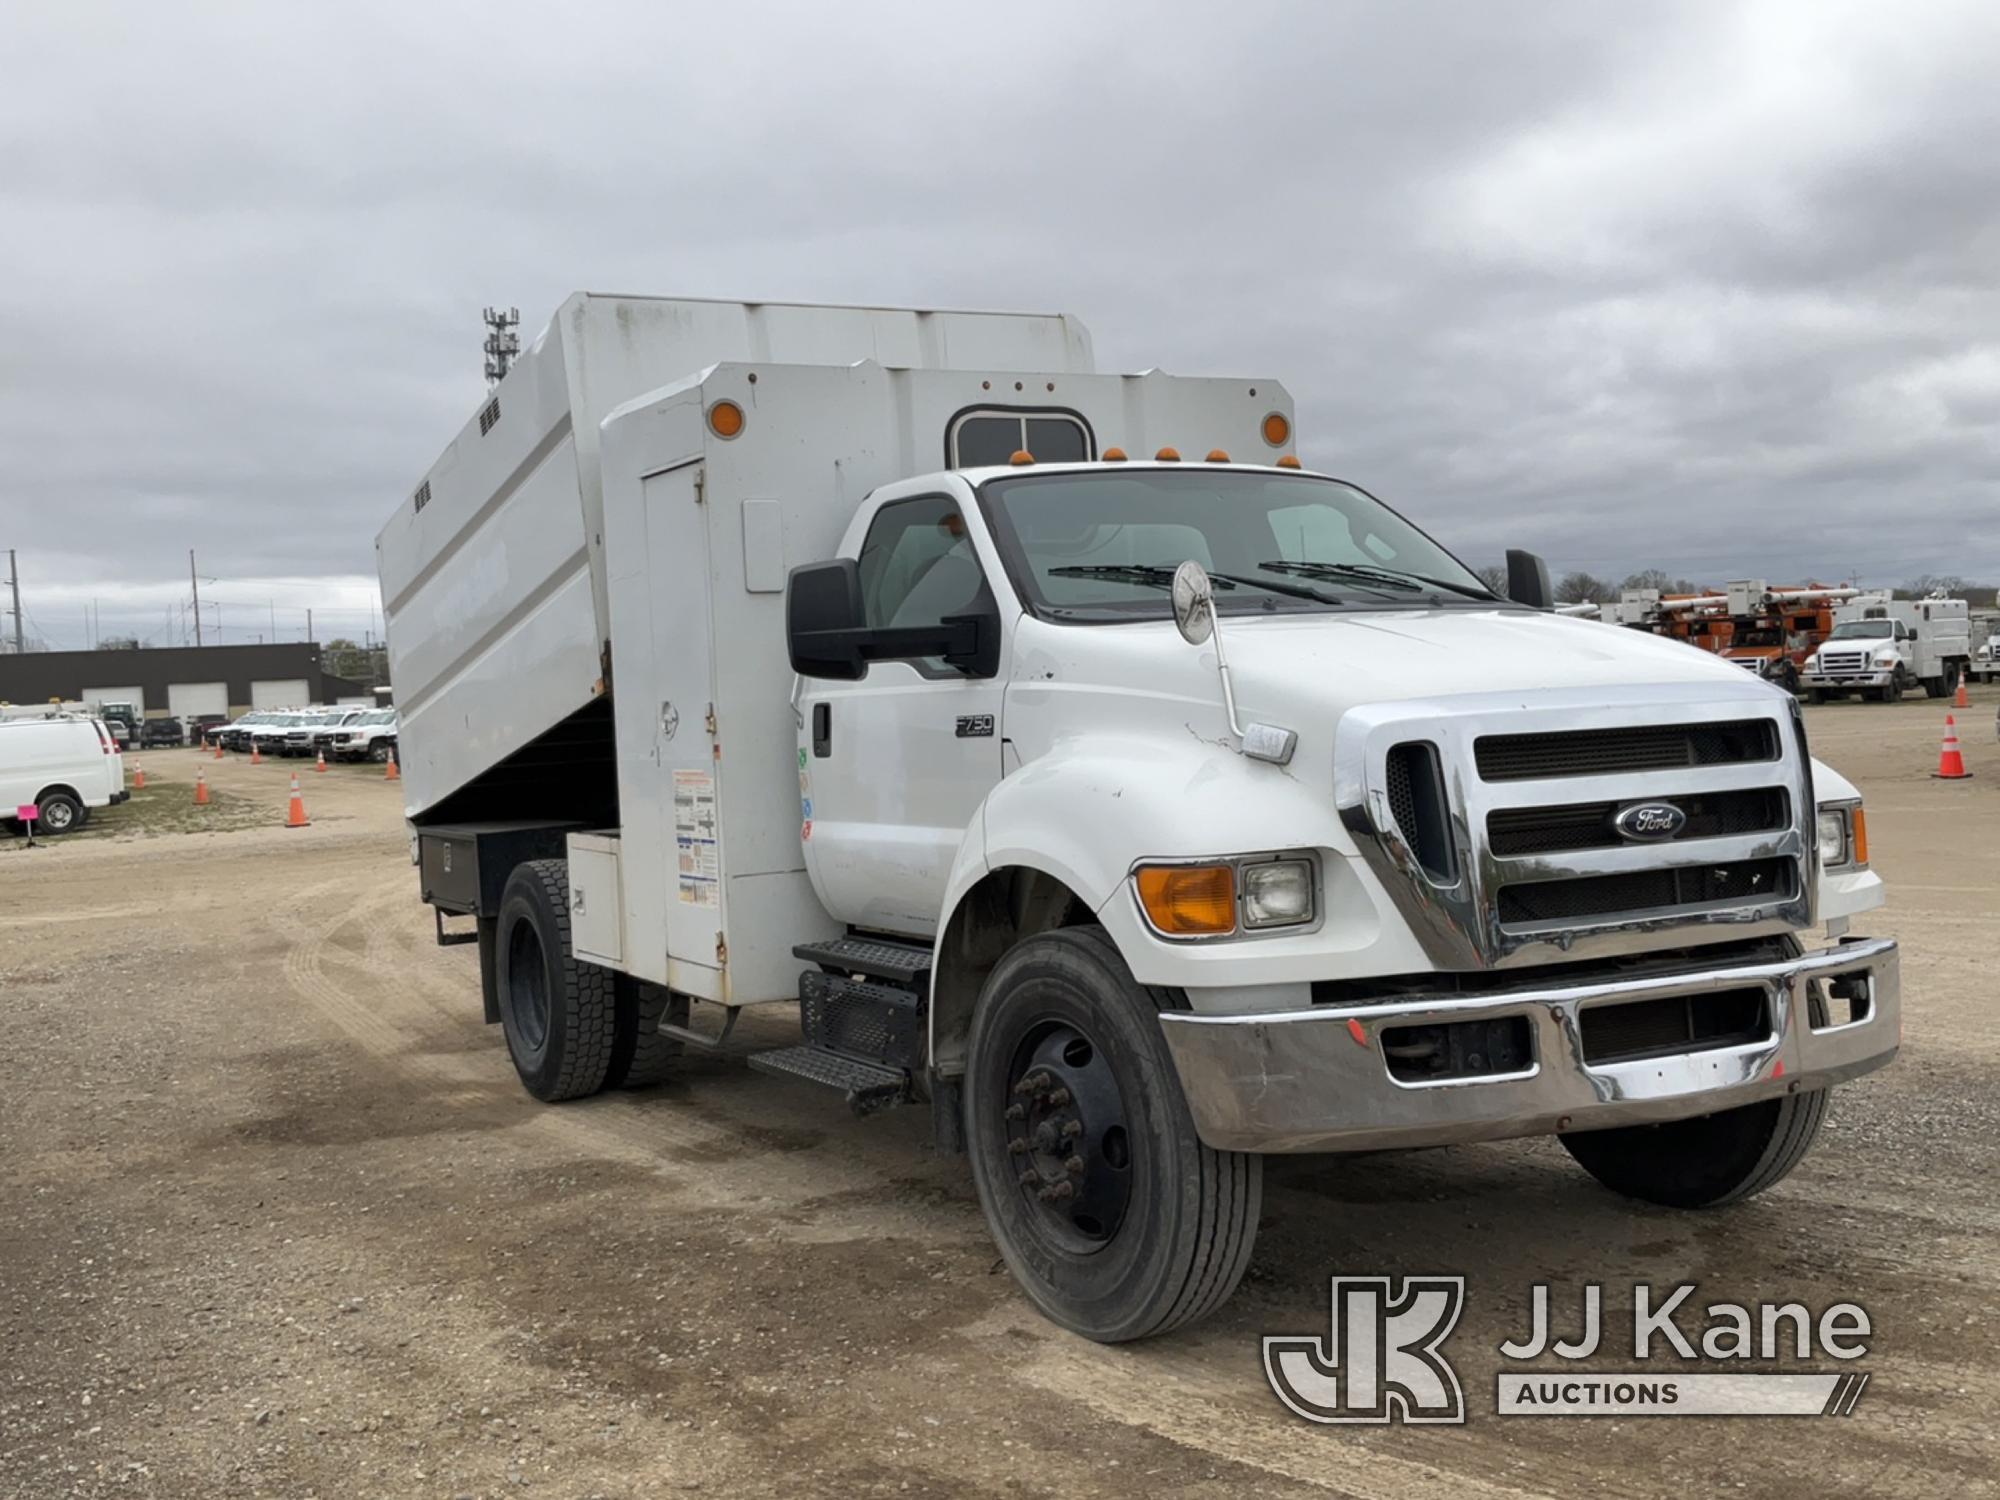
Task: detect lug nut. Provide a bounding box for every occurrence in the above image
[1059,1119,1083,1139]
[1037,1181,1075,1203]
[1064,1155,1085,1176]
[1045,1088,1072,1108]
[1018,1170,1040,1188]
[1003,1102,1025,1121]
[1007,1137,1028,1156]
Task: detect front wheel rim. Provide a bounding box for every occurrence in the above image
[999,1019,1135,1250]
[42,801,74,831]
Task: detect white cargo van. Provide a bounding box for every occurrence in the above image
[0,713,126,833]
[380,295,1900,1342]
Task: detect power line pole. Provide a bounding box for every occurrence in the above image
[190,549,203,646]
[483,306,520,386]
[7,548,22,654]
[306,607,313,643]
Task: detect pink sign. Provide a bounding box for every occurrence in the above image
[16,804,37,823]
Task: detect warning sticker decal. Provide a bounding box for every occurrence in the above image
[674,769,719,907]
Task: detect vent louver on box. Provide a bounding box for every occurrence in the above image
[412,479,431,512]
[478,397,501,436]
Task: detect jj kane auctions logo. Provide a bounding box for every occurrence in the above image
[1265,1279,1872,1423]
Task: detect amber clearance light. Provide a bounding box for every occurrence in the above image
[1262,411,1291,447]
[1136,864,1236,936]
[707,399,746,439]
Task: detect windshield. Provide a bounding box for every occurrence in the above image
[978,470,1499,621]
[1830,621,1893,639]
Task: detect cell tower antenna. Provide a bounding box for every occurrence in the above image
[483,306,521,386]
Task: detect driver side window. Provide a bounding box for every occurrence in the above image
[857,495,987,674]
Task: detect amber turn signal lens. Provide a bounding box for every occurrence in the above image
[707,400,745,438]
[1850,808,1868,866]
[1136,864,1236,936]
[1262,411,1291,447]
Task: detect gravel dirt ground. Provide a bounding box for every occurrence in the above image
[3,695,1996,1500]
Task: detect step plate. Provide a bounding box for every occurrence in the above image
[793,935,931,985]
[747,1046,910,1113]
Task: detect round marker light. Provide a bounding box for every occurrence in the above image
[1155,447,1182,462]
[1262,412,1291,447]
[1102,447,1128,462]
[1205,449,1231,463]
[1275,455,1303,469]
[1010,450,1036,466]
[707,400,745,439]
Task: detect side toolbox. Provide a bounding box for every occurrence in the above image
[417,819,583,1024]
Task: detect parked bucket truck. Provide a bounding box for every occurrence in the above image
[379,294,1900,1341]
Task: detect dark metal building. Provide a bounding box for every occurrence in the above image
[0,643,373,718]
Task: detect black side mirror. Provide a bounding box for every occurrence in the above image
[1506,549,1553,610]
[787,559,869,679]
[786,560,1002,680]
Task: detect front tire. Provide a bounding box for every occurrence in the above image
[1560,1089,1829,1207]
[963,927,1260,1342]
[493,859,615,1102]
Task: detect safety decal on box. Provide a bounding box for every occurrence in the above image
[673,769,719,907]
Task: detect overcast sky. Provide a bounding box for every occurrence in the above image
[4,0,1997,649]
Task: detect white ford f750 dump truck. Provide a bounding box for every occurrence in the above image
[379,294,1899,1342]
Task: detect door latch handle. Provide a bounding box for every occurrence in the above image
[812,702,832,758]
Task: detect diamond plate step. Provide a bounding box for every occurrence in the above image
[747,1046,911,1114]
[792,934,931,986]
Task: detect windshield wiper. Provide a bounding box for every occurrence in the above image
[1048,562,1343,605]
[1255,559,1497,601]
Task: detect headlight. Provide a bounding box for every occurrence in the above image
[1133,853,1317,939]
[1817,802,1867,869]
[1872,654,1898,667]
[1242,858,1316,928]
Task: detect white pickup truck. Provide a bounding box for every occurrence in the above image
[379,295,1899,1342]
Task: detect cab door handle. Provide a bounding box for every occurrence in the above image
[812,703,832,758]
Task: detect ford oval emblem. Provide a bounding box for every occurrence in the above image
[1613,802,1686,841]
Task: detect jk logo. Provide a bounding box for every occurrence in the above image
[1264,1277,1467,1425]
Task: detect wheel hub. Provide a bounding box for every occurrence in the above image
[1003,1023,1133,1244]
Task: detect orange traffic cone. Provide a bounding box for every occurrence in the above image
[250,742,263,765]
[384,748,400,781]
[1954,672,1970,709]
[132,761,145,790]
[213,739,223,760]
[1933,715,1971,780]
[315,749,327,773]
[285,772,310,827]
[194,767,210,806]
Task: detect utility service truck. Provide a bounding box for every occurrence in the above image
[379,295,1900,1342]
[1799,592,1972,703]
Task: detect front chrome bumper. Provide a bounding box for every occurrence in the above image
[1802,670,1894,687]
[1159,937,1899,1153]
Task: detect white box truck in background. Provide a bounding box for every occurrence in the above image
[380,294,1901,1341]
[1800,591,1972,702]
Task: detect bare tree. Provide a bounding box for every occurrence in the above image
[1473,562,1511,597]
[1555,571,1613,605]
[1620,569,1674,593]
[1903,574,1968,598]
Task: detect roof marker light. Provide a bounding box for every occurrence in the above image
[1102,447,1128,462]
[1206,449,1230,463]
[1010,450,1035,466]
[1156,447,1181,462]
[1276,455,1302,469]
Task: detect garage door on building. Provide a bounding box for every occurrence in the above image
[82,684,145,714]
[168,682,229,721]
[250,678,311,709]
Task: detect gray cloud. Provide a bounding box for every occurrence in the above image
[3,0,1997,648]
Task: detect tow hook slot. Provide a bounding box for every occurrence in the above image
[1381,1015,1533,1082]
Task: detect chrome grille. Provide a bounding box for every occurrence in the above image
[1817,650,1868,674]
[1474,719,1778,780]
[1486,787,1789,856]
[1337,685,1814,970]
